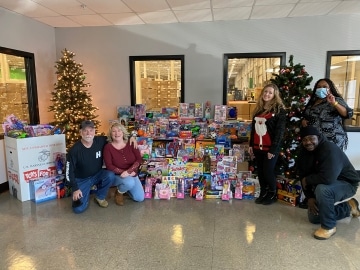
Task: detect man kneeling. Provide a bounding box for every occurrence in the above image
[297,126,360,240]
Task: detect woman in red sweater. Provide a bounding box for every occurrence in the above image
[103,123,144,205]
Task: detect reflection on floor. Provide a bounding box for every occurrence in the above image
[0,187,359,270]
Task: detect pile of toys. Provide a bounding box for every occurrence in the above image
[2,114,63,138]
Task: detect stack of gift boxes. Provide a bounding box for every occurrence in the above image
[116,103,302,206]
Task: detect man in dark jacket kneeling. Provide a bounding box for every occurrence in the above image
[297,126,360,240]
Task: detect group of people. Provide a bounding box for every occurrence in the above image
[249,78,360,239]
[66,120,144,213]
[66,78,360,240]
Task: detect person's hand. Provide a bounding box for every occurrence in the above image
[326,92,336,104]
[308,198,318,215]
[73,189,83,201]
[248,146,253,155]
[129,136,138,149]
[301,119,308,127]
[121,171,131,178]
[267,152,275,159]
[130,172,136,176]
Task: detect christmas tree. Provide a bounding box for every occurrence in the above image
[271,55,313,178]
[49,48,100,150]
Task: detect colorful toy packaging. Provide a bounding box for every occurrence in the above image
[162,176,178,197]
[30,177,57,203]
[154,183,171,200]
[177,178,185,199]
[144,177,153,199]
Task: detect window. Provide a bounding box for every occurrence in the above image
[0,47,39,134]
[326,50,360,126]
[129,55,184,112]
[223,52,286,105]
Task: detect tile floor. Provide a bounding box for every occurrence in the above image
[0,187,360,270]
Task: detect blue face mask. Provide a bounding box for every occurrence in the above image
[315,87,328,99]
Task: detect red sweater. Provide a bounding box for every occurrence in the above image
[103,142,142,175]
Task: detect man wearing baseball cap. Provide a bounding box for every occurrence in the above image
[66,120,137,213]
[297,125,360,240]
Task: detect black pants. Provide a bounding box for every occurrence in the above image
[253,149,278,192]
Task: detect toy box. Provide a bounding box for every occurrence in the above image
[167,158,186,177]
[30,177,57,203]
[154,183,171,200]
[277,190,299,206]
[144,177,153,199]
[147,158,169,180]
[135,104,146,120]
[5,135,66,202]
[177,178,185,199]
[221,179,232,201]
[137,137,153,158]
[117,105,135,119]
[234,179,243,199]
[162,176,178,197]
[185,162,203,178]
[214,105,227,122]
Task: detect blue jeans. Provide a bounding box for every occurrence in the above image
[308,181,357,229]
[113,175,144,202]
[254,149,279,191]
[72,169,114,214]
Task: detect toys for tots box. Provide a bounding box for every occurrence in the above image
[5,134,66,202]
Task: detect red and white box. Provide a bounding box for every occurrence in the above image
[5,135,66,202]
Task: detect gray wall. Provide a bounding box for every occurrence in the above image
[54,15,360,133]
[0,7,56,124]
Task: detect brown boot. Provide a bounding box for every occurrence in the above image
[114,189,124,206]
[314,227,336,240]
[348,198,360,218]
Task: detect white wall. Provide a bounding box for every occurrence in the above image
[0,7,56,124]
[54,15,360,133]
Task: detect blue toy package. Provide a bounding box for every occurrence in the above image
[30,177,57,203]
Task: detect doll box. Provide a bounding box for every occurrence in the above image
[30,177,57,203]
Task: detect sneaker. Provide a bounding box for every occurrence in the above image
[114,189,124,206]
[314,227,336,240]
[262,191,277,205]
[348,198,360,218]
[94,197,108,208]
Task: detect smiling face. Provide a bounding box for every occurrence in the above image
[302,135,319,151]
[80,127,95,143]
[111,126,124,141]
[262,86,275,103]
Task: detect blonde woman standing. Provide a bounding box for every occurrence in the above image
[249,84,286,205]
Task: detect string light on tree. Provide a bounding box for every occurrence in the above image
[48,48,100,150]
[271,55,313,178]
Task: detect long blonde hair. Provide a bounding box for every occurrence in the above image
[107,122,129,143]
[253,83,285,116]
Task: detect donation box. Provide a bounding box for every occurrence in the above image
[5,135,66,202]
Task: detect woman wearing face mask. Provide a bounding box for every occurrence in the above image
[301,78,353,151]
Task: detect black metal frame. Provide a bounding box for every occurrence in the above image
[325,50,360,77]
[223,52,286,104]
[129,55,185,106]
[0,46,39,125]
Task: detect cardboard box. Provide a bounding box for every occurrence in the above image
[277,190,299,206]
[5,135,66,202]
[30,177,57,203]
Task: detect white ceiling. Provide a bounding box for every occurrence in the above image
[0,0,360,28]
